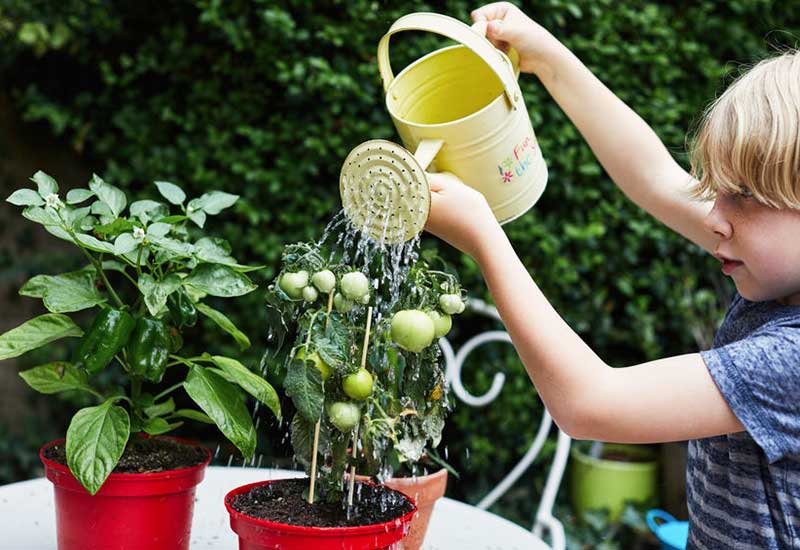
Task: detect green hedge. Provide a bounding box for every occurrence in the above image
[2,0,799,533]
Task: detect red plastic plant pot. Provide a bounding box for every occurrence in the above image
[225,479,418,550]
[40,437,211,550]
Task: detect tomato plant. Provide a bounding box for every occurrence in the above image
[264,241,467,502]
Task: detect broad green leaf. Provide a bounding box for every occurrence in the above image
[101,260,128,272]
[193,237,264,272]
[183,366,256,458]
[7,188,44,206]
[94,218,136,237]
[170,409,214,424]
[129,200,168,224]
[196,303,251,350]
[74,232,115,254]
[138,273,182,316]
[65,206,91,229]
[143,397,175,418]
[290,414,316,468]
[90,200,115,225]
[66,188,94,204]
[66,401,130,495]
[23,206,60,226]
[188,191,238,215]
[210,356,281,419]
[0,314,83,360]
[19,271,105,313]
[157,215,188,224]
[285,358,323,422]
[183,264,257,297]
[89,174,126,218]
[31,171,58,197]
[148,235,194,260]
[44,225,73,243]
[142,417,182,435]
[146,222,171,237]
[188,209,206,228]
[114,233,137,255]
[19,362,92,394]
[154,181,185,205]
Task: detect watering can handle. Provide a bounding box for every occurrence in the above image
[377,12,522,108]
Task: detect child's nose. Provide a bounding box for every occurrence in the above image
[703,198,733,239]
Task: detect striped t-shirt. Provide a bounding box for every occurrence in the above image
[688,293,800,549]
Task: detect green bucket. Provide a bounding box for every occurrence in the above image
[570,442,658,521]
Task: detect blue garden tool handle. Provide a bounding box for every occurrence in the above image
[647,509,679,532]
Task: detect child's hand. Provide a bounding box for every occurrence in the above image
[424,172,501,259]
[471,2,563,76]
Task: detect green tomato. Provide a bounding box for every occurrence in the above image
[311,269,336,294]
[328,401,361,432]
[439,294,464,315]
[334,292,354,313]
[342,368,373,400]
[279,271,309,299]
[390,309,435,353]
[302,286,318,302]
[426,310,452,338]
[295,348,332,381]
[340,271,370,301]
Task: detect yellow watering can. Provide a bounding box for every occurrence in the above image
[340,12,548,244]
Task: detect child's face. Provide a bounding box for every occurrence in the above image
[704,190,800,305]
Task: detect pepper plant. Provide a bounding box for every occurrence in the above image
[0,171,280,494]
[264,241,465,502]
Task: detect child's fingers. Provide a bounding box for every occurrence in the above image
[471,2,512,23]
[427,172,448,193]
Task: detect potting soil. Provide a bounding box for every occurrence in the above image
[229,478,414,527]
[44,437,207,473]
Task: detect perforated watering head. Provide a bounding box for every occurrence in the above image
[339,139,431,244]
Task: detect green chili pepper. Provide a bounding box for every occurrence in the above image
[167,289,197,328]
[72,308,135,374]
[127,317,170,383]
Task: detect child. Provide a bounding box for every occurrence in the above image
[424,3,800,548]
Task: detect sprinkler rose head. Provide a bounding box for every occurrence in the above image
[339,139,430,244]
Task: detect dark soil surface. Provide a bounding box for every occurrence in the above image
[44,436,208,473]
[229,478,414,528]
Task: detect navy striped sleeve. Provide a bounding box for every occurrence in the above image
[700,324,800,463]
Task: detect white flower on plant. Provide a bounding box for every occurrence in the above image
[44,193,63,210]
[132,226,146,241]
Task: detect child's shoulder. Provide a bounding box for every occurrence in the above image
[714,292,800,348]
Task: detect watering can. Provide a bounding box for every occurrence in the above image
[339,12,548,244]
[646,509,688,550]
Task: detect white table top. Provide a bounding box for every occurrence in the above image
[0,466,548,550]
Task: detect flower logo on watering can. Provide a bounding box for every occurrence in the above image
[497,136,539,185]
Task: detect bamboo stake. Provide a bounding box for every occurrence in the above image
[308,289,336,504]
[347,305,373,508]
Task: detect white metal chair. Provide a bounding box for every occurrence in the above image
[439,298,571,550]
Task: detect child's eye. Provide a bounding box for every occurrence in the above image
[737,187,753,199]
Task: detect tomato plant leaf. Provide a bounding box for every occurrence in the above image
[285,357,323,422]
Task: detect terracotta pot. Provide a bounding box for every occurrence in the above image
[224,479,417,550]
[383,469,448,550]
[40,436,211,550]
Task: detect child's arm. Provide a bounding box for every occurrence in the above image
[472,3,716,253]
[425,173,743,442]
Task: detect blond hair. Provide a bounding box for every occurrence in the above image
[690,50,800,208]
